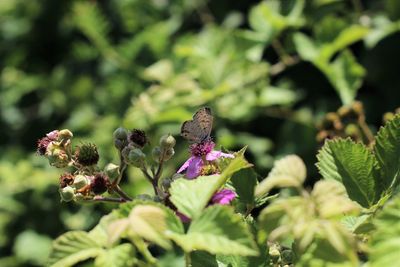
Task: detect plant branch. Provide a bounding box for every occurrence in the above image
[358,118,375,145]
[91,196,127,203]
[113,185,133,201]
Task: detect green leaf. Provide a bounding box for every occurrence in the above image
[231,168,258,206]
[168,206,258,256]
[374,113,400,191]
[326,50,366,105]
[316,138,379,207]
[48,231,103,267]
[169,147,252,219]
[293,32,319,61]
[108,203,183,250]
[255,155,306,196]
[13,230,52,266]
[94,244,136,267]
[319,25,369,62]
[191,251,218,267]
[370,195,400,267]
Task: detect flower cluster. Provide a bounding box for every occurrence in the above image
[37,129,112,202]
[177,139,236,206]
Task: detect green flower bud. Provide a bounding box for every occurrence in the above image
[127,148,146,167]
[171,173,184,181]
[60,186,75,202]
[161,178,173,190]
[104,163,120,181]
[75,143,99,166]
[113,127,128,150]
[152,146,162,162]
[159,134,176,149]
[163,148,175,161]
[73,175,89,190]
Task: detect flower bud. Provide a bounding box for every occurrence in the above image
[161,178,173,190]
[159,134,176,149]
[90,173,110,194]
[113,127,128,150]
[127,148,146,167]
[47,144,70,168]
[59,186,75,202]
[152,146,162,162]
[74,143,99,166]
[73,175,90,190]
[104,163,120,181]
[163,148,175,161]
[128,129,148,148]
[59,129,73,140]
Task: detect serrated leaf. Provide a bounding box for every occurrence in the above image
[255,155,306,196]
[170,147,251,219]
[370,195,400,267]
[374,114,400,191]
[191,251,218,267]
[48,231,103,267]
[317,139,379,207]
[94,244,136,267]
[168,206,258,256]
[128,205,172,249]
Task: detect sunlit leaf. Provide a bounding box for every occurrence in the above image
[317,138,379,207]
[168,206,259,256]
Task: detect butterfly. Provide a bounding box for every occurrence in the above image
[181,107,213,143]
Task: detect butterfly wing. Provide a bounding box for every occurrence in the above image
[181,107,213,143]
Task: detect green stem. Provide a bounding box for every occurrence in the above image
[133,237,157,265]
[91,196,127,203]
[185,252,191,267]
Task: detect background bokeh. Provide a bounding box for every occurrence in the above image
[1,0,400,265]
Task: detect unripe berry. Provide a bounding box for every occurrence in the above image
[113,127,128,150]
[59,186,75,202]
[75,143,99,166]
[73,175,90,190]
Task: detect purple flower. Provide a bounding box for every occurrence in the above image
[177,140,234,179]
[211,189,236,205]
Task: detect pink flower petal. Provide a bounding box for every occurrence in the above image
[186,157,203,179]
[177,156,195,173]
[212,189,236,205]
[206,150,234,161]
[176,211,191,223]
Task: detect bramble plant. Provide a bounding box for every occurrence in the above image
[38,106,400,267]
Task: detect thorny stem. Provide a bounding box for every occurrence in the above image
[112,151,127,186]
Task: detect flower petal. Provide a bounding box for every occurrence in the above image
[186,157,203,179]
[177,156,195,173]
[206,150,234,161]
[212,189,236,205]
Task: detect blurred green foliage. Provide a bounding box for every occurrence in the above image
[1,0,400,265]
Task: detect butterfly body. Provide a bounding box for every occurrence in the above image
[181,107,213,143]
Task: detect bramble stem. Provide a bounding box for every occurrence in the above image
[112,151,127,186]
[91,196,127,203]
[113,185,133,201]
